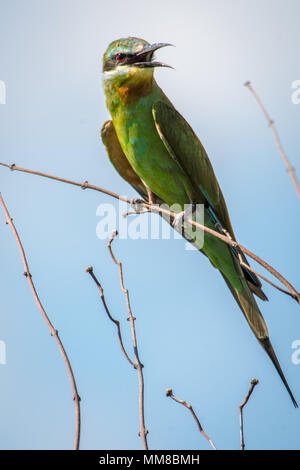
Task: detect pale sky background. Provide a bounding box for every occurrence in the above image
[0,0,300,450]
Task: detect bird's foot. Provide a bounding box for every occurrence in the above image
[172,203,197,233]
[130,197,148,213]
[123,198,149,218]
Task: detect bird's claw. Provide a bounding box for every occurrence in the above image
[130,197,146,212]
[172,211,186,232]
[172,203,196,232]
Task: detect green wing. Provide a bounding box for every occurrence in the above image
[152,100,235,239]
[152,100,267,300]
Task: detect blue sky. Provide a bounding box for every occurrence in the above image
[0,0,299,450]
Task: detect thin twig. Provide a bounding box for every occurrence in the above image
[244,81,300,200]
[0,193,81,450]
[85,266,135,367]
[0,162,129,203]
[1,162,299,303]
[239,378,259,451]
[107,230,148,450]
[239,260,295,299]
[166,388,216,450]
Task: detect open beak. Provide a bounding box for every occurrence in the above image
[133,42,174,69]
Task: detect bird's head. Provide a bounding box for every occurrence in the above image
[102,37,172,95]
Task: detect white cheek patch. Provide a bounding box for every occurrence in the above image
[103,65,128,78]
[102,65,153,88]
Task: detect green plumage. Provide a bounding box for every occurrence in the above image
[101,37,297,406]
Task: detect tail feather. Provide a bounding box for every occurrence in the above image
[129,182,297,405]
[221,266,298,408]
[260,337,298,407]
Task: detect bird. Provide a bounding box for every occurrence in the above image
[101,36,297,407]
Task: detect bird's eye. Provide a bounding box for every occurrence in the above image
[116,53,126,62]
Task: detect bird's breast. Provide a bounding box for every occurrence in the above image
[111,98,191,206]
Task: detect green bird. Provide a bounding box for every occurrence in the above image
[101,37,297,406]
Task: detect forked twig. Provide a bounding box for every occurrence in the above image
[244,81,300,199]
[107,230,148,450]
[0,193,81,450]
[166,388,216,450]
[1,162,299,303]
[85,266,135,367]
[239,259,295,299]
[239,378,259,451]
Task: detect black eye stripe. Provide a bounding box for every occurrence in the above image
[103,52,145,72]
[114,53,135,61]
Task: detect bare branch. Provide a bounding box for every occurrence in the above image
[166,388,216,450]
[239,259,295,299]
[239,378,259,451]
[0,161,129,203]
[0,193,81,450]
[244,81,300,200]
[1,161,299,303]
[85,266,135,367]
[107,230,148,450]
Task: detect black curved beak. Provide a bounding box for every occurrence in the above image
[133,42,174,69]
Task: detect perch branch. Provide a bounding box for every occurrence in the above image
[1,161,299,302]
[244,81,300,199]
[166,388,216,450]
[85,266,135,367]
[0,193,81,450]
[107,230,148,450]
[239,259,295,299]
[239,378,259,451]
